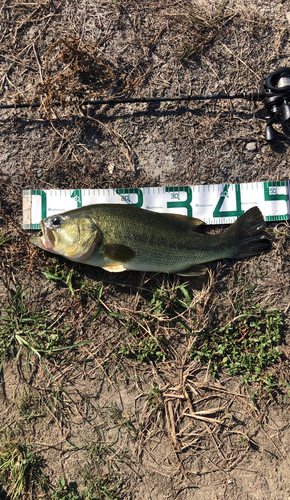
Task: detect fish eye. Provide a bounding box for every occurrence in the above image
[52,216,62,227]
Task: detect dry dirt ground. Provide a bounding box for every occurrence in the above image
[1,1,290,499]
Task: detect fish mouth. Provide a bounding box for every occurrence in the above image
[29,221,56,250]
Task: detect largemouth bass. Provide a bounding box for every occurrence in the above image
[29,204,271,276]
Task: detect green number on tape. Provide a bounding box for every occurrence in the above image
[70,189,82,208]
[165,186,192,217]
[213,184,244,219]
[264,181,287,202]
[116,188,143,208]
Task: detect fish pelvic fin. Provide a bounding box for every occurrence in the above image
[102,263,127,273]
[176,264,208,276]
[225,207,272,258]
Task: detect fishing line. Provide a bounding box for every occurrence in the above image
[1,67,290,142]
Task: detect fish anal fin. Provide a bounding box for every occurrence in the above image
[101,243,135,262]
[176,264,208,276]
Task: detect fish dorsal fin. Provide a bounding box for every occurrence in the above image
[100,243,135,262]
[176,264,208,276]
[162,213,206,231]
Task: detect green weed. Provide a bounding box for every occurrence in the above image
[43,265,76,296]
[109,403,136,434]
[51,477,81,500]
[20,386,73,424]
[81,463,118,500]
[150,281,196,332]
[0,440,44,499]
[190,306,283,383]
[0,286,71,371]
[43,264,104,303]
[150,281,191,315]
[79,440,122,500]
[0,286,96,387]
[119,317,165,363]
[18,390,46,423]
[0,231,10,247]
[89,281,104,320]
[119,281,195,362]
[147,386,161,408]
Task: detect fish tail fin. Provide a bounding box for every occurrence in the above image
[225,207,272,259]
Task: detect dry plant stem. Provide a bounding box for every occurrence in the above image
[167,400,179,449]
[83,346,116,389]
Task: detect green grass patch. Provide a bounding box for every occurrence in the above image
[118,317,165,363]
[0,286,71,370]
[119,281,195,363]
[0,286,98,386]
[42,263,103,299]
[0,440,46,499]
[79,461,119,500]
[190,306,283,382]
[43,265,76,296]
[50,477,81,500]
[147,386,161,408]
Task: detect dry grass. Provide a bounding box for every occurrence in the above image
[1,0,290,498]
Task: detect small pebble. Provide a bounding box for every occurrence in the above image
[246,142,257,151]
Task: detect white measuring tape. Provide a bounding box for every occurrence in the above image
[23,181,290,230]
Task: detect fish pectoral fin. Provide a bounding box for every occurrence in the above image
[101,243,136,262]
[176,264,208,276]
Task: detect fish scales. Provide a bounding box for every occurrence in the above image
[29,204,272,276]
[84,206,224,271]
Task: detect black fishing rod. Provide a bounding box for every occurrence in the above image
[1,67,290,141]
